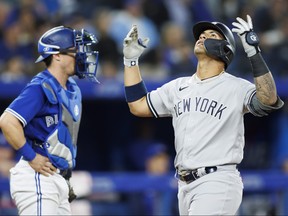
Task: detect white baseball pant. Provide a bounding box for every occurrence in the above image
[10,159,71,215]
[177,165,243,215]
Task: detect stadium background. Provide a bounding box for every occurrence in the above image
[0,0,288,215]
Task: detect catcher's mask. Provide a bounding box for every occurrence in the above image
[193,21,235,69]
[35,26,99,82]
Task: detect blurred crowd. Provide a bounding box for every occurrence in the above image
[0,0,287,83]
[0,0,288,174]
[0,1,288,215]
[1,0,288,180]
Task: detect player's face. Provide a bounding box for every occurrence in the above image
[59,48,77,76]
[194,29,223,54]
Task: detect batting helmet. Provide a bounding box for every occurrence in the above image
[35,26,99,82]
[193,21,235,68]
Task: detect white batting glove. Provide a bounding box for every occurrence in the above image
[123,25,149,67]
[232,15,260,57]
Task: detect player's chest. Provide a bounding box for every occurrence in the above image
[171,85,236,120]
[172,95,228,120]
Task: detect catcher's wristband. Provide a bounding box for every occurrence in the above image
[125,81,147,102]
[249,53,269,77]
[18,142,36,161]
[124,57,138,67]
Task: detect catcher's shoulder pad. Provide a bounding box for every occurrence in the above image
[41,79,58,104]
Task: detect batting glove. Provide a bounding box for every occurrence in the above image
[123,25,149,67]
[232,15,260,57]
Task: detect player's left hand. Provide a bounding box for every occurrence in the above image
[123,25,149,67]
[29,154,57,176]
[231,14,260,57]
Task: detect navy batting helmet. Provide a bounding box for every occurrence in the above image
[35,26,99,82]
[193,21,235,68]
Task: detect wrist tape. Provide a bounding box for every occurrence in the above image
[18,142,36,161]
[249,53,269,77]
[125,81,147,102]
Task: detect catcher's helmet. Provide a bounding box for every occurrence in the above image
[193,21,235,68]
[35,26,99,82]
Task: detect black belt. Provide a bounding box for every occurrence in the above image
[177,166,217,184]
[33,141,72,180]
[60,169,72,180]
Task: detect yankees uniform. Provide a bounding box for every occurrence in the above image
[0,26,99,215]
[147,72,252,215]
[148,72,256,170]
[123,15,283,215]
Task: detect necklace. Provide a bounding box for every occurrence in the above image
[200,70,225,81]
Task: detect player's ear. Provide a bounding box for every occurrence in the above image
[53,54,61,62]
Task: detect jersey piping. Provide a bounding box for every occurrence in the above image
[5,108,27,126]
[147,92,159,118]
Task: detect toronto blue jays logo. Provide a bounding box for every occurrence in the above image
[43,47,51,52]
[44,142,50,148]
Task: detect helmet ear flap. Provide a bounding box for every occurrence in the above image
[193,21,236,68]
[204,39,233,69]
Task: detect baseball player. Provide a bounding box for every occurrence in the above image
[122,15,284,215]
[0,26,99,215]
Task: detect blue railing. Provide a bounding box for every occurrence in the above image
[1,170,288,215]
[1,170,288,193]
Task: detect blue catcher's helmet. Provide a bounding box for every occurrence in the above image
[35,26,99,82]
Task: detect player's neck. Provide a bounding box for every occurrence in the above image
[196,61,225,80]
[47,68,68,90]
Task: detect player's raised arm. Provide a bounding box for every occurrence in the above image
[232,15,284,110]
[123,25,153,117]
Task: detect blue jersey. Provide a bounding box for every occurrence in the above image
[6,70,81,161]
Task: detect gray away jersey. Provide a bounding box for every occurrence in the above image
[147,72,256,170]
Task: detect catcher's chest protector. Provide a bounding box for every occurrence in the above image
[40,74,82,170]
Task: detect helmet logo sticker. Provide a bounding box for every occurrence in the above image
[43,47,50,52]
[45,142,50,148]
